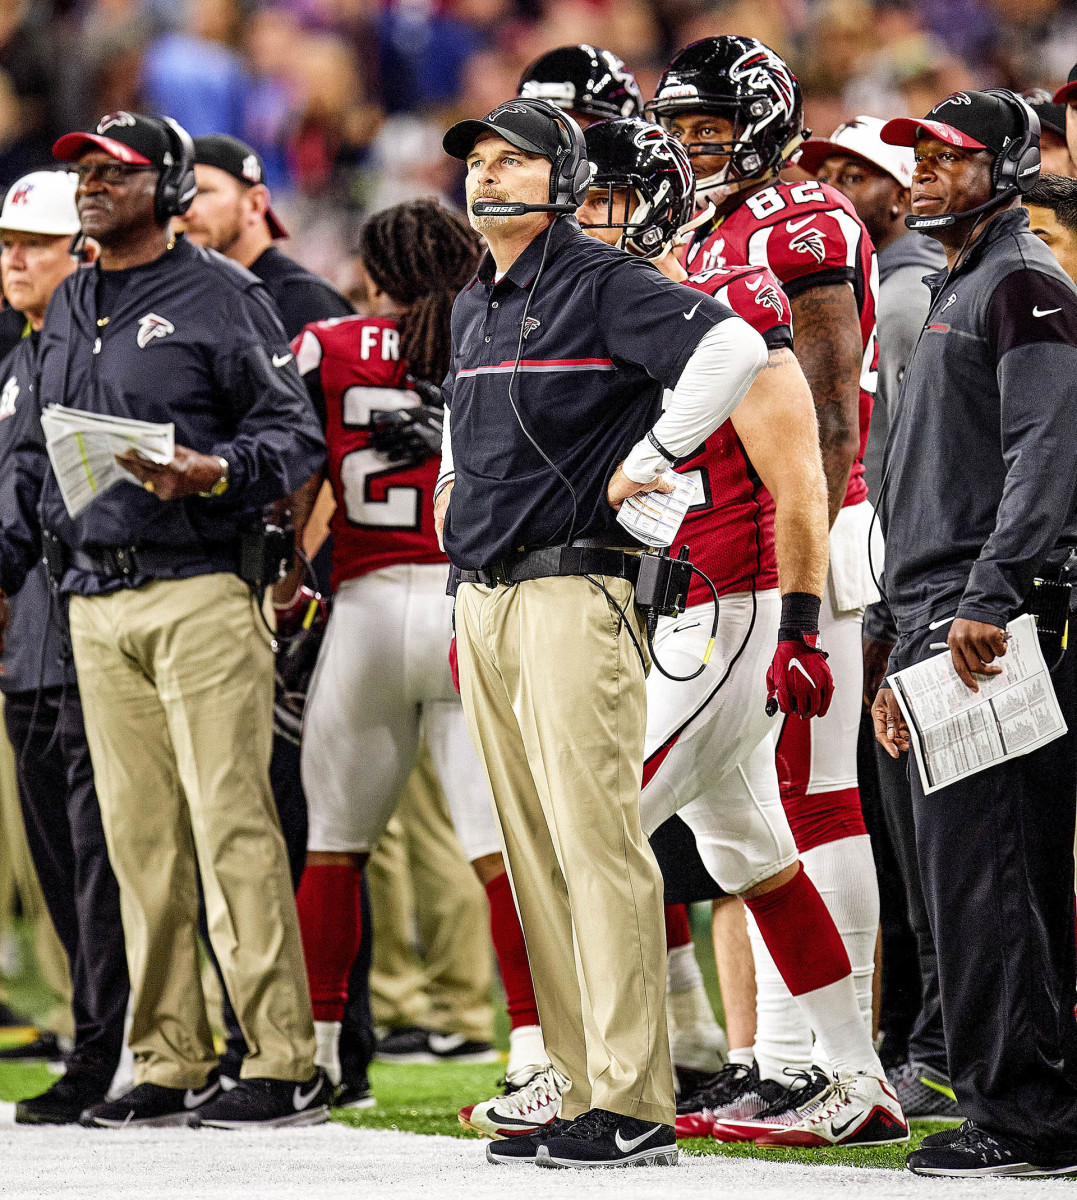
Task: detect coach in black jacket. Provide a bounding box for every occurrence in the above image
[874,93,1077,1176]
[0,113,330,1130]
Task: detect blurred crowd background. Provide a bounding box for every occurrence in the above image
[3,0,1077,286]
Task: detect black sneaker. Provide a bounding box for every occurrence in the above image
[0,1031,66,1061]
[333,1078,375,1110]
[428,1032,499,1064]
[538,1108,678,1168]
[675,1061,757,1137]
[907,1120,1077,1177]
[192,1069,331,1128]
[375,1026,437,1064]
[486,1117,574,1165]
[16,1072,112,1125]
[887,1060,962,1122]
[81,1078,221,1128]
[920,1123,966,1148]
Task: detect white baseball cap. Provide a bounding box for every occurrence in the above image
[796,116,915,189]
[0,171,80,236]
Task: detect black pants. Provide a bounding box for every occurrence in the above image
[4,685,128,1082]
[893,623,1077,1149]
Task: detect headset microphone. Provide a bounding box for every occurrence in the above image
[471,200,579,216]
[905,188,1017,231]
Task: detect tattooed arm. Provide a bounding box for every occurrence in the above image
[790,282,863,527]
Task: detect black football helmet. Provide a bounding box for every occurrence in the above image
[518,44,644,121]
[581,119,696,259]
[647,37,806,197]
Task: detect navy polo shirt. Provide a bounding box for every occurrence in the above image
[443,217,735,570]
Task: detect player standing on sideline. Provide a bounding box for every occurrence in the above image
[440,96,768,1169]
[650,37,883,1097]
[517,43,644,128]
[293,200,567,1128]
[0,171,129,1126]
[578,117,907,1148]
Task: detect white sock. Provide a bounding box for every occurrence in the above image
[667,943,704,995]
[727,1045,755,1067]
[314,1020,342,1086]
[749,834,883,1082]
[507,1023,548,1081]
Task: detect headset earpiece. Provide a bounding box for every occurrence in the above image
[154,116,197,224]
[983,89,1040,196]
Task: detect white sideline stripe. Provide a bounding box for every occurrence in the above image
[0,1107,1055,1200]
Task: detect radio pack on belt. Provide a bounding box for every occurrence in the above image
[239,521,295,595]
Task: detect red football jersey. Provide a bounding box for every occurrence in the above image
[685,179,878,508]
[293,315,445,591]
[674,265,790,605]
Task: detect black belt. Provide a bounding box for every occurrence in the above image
[453,545,641,591]
[70,545,234,581]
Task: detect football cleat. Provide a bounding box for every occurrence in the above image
[907,1120,1077,1177]
[710,1069,829,1142]
[459,1064,569,1138]
[753,1072,909,1147]
[675,1061,757,1138]
[887,1060,962,1122]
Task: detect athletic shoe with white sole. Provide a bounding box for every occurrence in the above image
[537,1108,678,1168]
[675,1061,758,1138]
[428,1032,499,1064]
[80,1078,222,1128]
[753,1072,909,1147]
[907,1121,1077,1177]
[887,1060,961,1122]
[374,1026,437,1063]
[191,1069,331,1129]
[333,1079,375,1109]
[459,1064,570,1138]
[711,1069,829,1142]
[486,1117,574,1164]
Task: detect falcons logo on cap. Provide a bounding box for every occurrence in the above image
[9,184,31,205]
[136,313,175,349]
[97,112,137,133]
[790,227,826,263]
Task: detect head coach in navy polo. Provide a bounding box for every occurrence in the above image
[0,112,330,1130]
[436,98,767,1169]
[872,91,1077,1178]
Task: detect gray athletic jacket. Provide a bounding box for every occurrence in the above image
[879,206,1077,636]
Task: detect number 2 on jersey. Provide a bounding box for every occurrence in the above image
[340,385,422,530]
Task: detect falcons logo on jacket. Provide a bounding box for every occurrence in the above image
[136,313,175,349]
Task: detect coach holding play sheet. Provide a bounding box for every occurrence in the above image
[872,91,1077,1178]
[437,98,766,1169]
[0,112,328,1130]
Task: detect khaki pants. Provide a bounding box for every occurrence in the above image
[455,576,674,1125]
[368,745,493,1041]
[69,573,314,1088]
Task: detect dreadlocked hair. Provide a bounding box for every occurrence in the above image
[359,199,482,384]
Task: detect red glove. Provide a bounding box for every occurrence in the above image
[449,636,460,694]
[273,585,327,640]
[766,633,834,719]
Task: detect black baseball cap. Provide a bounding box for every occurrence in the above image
[881,91,1025,155]
[1028,99,1067,141]
[193,134,288,239]
[53,111,176,168]
[443,100,565,161]
[1053,64,1077,106]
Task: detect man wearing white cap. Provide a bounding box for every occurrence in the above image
[799,119,953,1125]
[0,170,131,1127]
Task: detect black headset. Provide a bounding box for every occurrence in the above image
[535,99,592,209]
[906,90,1040,230]
[154,116,197,224]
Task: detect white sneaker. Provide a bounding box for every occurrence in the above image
[459,1065,570,1139]
[753,1072,909,1147]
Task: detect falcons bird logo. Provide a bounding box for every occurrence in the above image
[136,313,175,349]
[790,227,827,263]
[746,277,785,319]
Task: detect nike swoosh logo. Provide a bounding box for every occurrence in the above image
[831,1114,861,1138]
[786,215,817,233]
[272,352,294,367]
[614,1126,658,1154]
[928,616,953,630]
[293,1079,322,1110]
[683,298,703,320]
[1033,307,1061,318]
[789,658,816,686]
[183,1082,219,1109]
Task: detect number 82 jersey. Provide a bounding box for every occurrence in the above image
[293,315,446,592]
